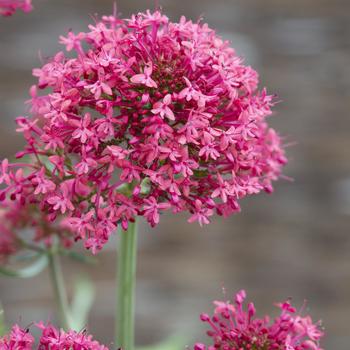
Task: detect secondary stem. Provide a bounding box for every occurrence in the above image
[47,248,72,330]
[116,220,138,350]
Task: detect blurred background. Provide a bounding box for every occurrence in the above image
[0,0,349,348]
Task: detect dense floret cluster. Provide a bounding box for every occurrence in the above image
[0,0,32,16]
[0,322,108,350]
[0,10,287,253]
[194,290,324,350]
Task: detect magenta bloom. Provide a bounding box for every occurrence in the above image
[0,0,32,16]
[0,10,287,253]
[0,323,108,350]
[194,290,324,350]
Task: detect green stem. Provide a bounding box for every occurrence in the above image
[47,249,72,330]
[116,220,138,350]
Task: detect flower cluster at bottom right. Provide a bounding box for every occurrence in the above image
[194,290,324,350]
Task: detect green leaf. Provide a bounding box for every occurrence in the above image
[69,276,95,330]
[116,182,133,196]
[137,336,187,350]
[140,178,151,195]
[13,251,41,262]
[0,255,48,278]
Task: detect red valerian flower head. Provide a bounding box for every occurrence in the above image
[194,290,324,350]
[1,10,287,253]
[0,0,32,16]
[0,323,109,350]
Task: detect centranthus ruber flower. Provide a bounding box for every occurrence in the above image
[0,0,32,16]
[194,290,324,350]
[0,323,109,350]
[0,10,287,253]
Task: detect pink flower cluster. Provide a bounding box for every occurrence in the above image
[0,0,32,16]
[194,290,324,350]
[0,10,287,253]
[0,322,108,350]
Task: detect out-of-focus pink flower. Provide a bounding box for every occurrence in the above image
[0,220,18,263]
[0,0,32,16]
[0,199,73,262]
[194,290,324,350]
[1,10,287,252]
[0,323,109,350]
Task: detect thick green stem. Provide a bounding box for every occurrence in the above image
[47,249,72,330]
[116,220,138,350]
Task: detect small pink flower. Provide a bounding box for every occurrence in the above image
[62,211,95,239]
[85,80,113,100]
[151,94,175,120]
[71,113,94,144]
[47,183,74,214]
[131,62,158,88]
[106,145,130,160]
[59,31,86,52]
[188,200,214,226]
[211,174,234,203]
[178,77,208,108]
[0,159,10,185]
[76,155,98,175]
[32,168,56,195]
[143,196,171,226]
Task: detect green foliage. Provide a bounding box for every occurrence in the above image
[70,276,95,330]
[0,254,48,278]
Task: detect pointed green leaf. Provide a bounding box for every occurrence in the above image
[0,255,48,278]
[69,276,95,330]
[13,251,40,262]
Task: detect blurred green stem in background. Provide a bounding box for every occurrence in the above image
[116,220,138,350]
[48,246,73,330]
